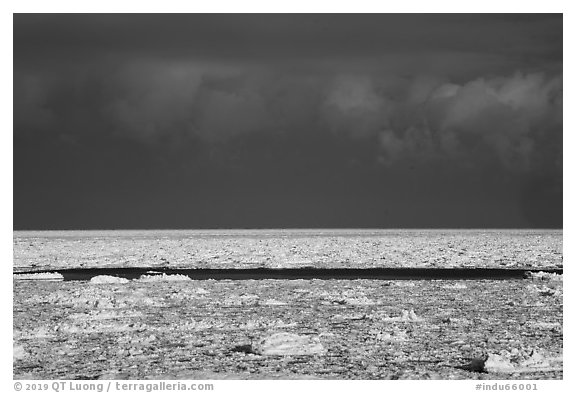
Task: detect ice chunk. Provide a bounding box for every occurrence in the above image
[484,353,516,373]
[13,344,27,361]
[253,332,325,356]
[90,275,129,284]
[138,273,191,282]
[441,283,467,289]
[526,271,563,281]
[14,272,64,281]
[380,309,424,322]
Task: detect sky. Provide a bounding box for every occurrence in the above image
[13,14,563,229]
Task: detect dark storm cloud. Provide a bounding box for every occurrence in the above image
[13,14,562,229]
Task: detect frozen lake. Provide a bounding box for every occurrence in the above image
[13,229,563,379]
[13,229,562,272]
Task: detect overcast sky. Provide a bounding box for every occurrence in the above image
[13,14,562,229]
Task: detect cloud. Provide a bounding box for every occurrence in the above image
[14,61,561,178]
[311,70,561,174]
[194,80,273,141]
[428,72,562,172]
[322,75,394,137]
[14,15,562,169]
[101,63,204,141]
[13,14,562,229]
